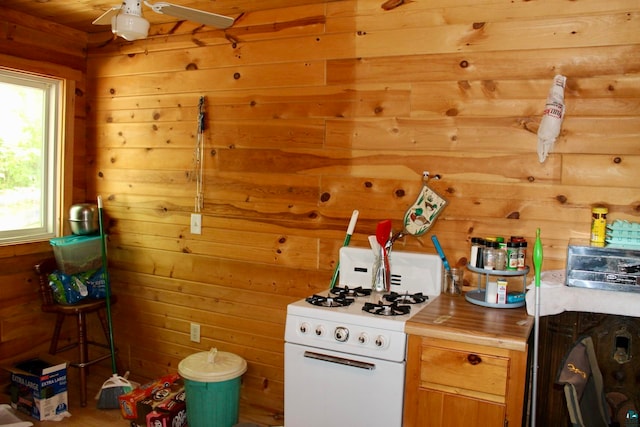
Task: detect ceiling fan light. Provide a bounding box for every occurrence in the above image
[112,13,150,41]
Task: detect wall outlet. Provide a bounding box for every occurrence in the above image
[190,213,202,235]
[190,322,201,343]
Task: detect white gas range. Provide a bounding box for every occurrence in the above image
[284,246,443,427]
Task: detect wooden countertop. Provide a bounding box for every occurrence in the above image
[405,293,534,352]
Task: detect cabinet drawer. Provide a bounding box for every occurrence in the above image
[419,345,509,403]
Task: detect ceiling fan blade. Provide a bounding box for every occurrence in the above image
[92,6,122,26]
[144,2,234,29]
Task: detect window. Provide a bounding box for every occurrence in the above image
[0,68,61,245]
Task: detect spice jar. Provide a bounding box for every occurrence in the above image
[506,241,519,271]
[483,241,499,270]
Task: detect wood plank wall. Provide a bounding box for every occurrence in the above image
[0,7,88,364]
[0,0,638,424]
[84,0,640,421]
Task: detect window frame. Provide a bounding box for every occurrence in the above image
[0,66,67,246]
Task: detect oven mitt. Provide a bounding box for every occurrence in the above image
[402,172,448,236]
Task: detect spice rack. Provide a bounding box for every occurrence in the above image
[465,264,529,309]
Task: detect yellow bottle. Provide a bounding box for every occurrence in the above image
[590,206,608,247]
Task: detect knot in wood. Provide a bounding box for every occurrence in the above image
[613,157,622,164]
[472,22,485,30]
[459,60,469,68]
[395,189,405,198]
[320,192,331,202]
[364,181,373,188]
[556,195,568,204]
[467,354,482,365]
[233,72,241,80]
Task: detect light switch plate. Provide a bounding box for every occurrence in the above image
[190,213,202,234]
[190,323,201,343]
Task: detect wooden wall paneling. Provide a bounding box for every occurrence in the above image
[327,46,640,85]
[2,0,637,422]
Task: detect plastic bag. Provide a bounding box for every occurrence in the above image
[537,75,567,163]
[48,267,106,304]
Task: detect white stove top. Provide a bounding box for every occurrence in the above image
[285,247,443,361]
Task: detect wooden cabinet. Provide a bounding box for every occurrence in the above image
[403,296,533,427]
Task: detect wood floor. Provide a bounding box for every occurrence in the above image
[2,360,282,427]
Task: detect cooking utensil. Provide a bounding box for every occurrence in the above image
[431,235,451,272]
[329,210,359,289]
[375,220,392,292]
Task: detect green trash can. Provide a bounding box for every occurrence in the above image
[178,348,247,427]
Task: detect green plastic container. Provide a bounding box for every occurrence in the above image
[178,348,247,427]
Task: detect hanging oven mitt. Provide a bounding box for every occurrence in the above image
[402,171,448,236]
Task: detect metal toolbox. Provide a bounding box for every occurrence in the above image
[566,239,640,293]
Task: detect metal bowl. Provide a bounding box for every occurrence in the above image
[68,203,98,235]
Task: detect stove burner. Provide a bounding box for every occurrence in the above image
[362,301,411,316]
[383,291,428,305]
[306,294,354,308]
[330,286,372,298]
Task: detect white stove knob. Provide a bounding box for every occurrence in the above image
[315,325,325,337]
[374,335,387,348]
[299,322,310,334]
[358,333,369,344]
[334,327,349,342]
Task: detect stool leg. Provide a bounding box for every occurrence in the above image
[49,313,65,354]
[77,312,88,407]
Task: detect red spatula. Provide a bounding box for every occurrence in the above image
[375,220,392,291]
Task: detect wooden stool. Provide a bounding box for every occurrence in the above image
[34,258,116,407]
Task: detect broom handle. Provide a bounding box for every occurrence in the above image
[98,196,118,374]
[531,227,543,427]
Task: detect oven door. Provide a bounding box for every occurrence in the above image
[284,342,405,427]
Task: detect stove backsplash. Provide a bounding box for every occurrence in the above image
[339,247,443,296]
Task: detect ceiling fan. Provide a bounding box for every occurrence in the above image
[92,0,235,41]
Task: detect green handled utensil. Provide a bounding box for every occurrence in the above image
[329,210,359,289]
[531,228,543,426]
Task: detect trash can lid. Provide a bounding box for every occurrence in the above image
[178,348,247,382]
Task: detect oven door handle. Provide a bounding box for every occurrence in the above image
[304,351,376,370]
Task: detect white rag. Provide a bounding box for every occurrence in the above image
[525,269,640,317]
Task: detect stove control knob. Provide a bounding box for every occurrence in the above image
[299,322,310,334]
[358,333,369,344]
[334,327,349,342]
[315,325,324,337]
[374,335,387,348]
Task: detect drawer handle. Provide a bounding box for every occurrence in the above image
[467,354,482,365]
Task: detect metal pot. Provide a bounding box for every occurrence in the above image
[68,203,98,235]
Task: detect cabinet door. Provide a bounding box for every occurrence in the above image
[414,388,505,427]
[404,335,524,427]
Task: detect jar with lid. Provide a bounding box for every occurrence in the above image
[483,241,500,270]
[517,241,527,270]
[494,243,507,270]
[470,237,485,268]
[506,241,519,271]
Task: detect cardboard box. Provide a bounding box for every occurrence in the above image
[496,279,508,304]
[135,383,184,426]
[6,355,68,421]
[118,373,180,420]
[145,390,187,427]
